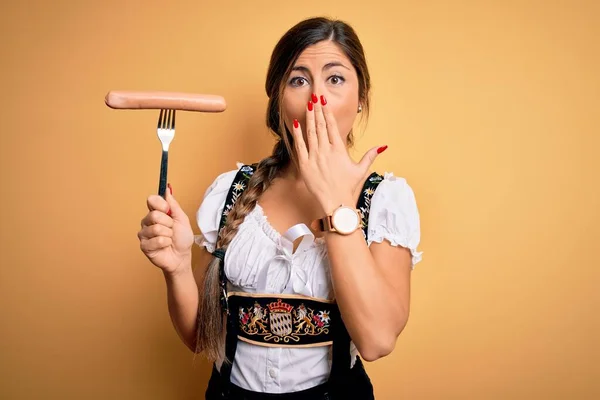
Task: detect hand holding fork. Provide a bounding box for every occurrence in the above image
[137,108,195,275]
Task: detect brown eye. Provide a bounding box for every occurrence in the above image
[290,77,308,87]
[328,75,345,85]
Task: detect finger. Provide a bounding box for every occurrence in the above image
[147,194,169,214]
[140,236,173,252]
[138,223,173,240]
[320,95,343,147]
[306,98,317,157]
[165,183,188,222]
[312,93,329,150]
[358,145,387,172]
[140,209,174,229]
[291,118,308,161]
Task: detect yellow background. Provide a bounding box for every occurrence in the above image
[1,0,598,399]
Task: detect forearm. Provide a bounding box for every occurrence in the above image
[325,229,408,361]
[162,256,199,352]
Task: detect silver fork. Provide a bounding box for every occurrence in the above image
[157,109,176,198]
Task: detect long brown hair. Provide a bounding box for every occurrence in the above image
[194,17,372,361]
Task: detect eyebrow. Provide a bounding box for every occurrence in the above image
[292,61,351,73]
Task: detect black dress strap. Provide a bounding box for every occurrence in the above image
[216,164,258,239]
[356,172,384,240]
[212,164,257,398]
[213,164,257,314]
[218,305,239,398]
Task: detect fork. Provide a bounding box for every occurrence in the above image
[157,109,176,198]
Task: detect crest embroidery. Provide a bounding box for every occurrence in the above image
[239,299,331,344]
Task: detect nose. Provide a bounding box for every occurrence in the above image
[312,80,328,101]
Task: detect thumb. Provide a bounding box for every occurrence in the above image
[165,183,185,220]
[358,145,387,171]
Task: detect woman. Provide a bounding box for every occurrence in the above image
[138,17,422,400]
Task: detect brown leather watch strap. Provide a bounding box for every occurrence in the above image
[311,215,334,232]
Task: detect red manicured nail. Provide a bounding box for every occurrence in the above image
[167,209,172,217]
[377,145,388,154]
[167,183,173,195]
[293,119,299,128]
[311,93,318,103]
[320,95,327,106]
[307,101,313,111]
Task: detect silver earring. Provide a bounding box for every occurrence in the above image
[357,105,362,113]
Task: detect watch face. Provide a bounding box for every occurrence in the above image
[332,207,360,235]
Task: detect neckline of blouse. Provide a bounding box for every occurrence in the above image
[252,203,326,253]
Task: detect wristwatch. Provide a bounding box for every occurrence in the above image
[311,205,362,235]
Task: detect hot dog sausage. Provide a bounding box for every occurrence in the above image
[105,91,227,112]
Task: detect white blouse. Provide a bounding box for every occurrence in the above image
[194,163,423,393]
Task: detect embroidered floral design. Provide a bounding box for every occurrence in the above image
[238,299,331,344]
[318,310,330,324]
[358,173,384,240]
[359,189,375,238]
[220,165,256,219]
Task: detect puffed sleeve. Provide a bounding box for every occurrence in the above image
[367,172,423,268]
[193,163,242,253]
